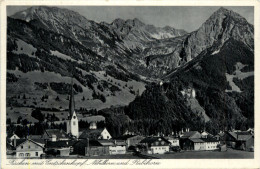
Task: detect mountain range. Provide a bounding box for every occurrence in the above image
[7,6,254,136]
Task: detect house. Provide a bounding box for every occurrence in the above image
[181,131,201,139]
[73,139,109,156]
[140,137,171,154]
[201,131,214,138]
[180,131,219,151]
[42,129,71,141]
[214,132,227,144]
[79,128,112,140]
[15,139,45,158]
[201,136,220,150]
[114,135,145,148]
[226,131,254,151]
[45,140,76,157]
[7,133,20,143]
[165,136,180,147]
[180,131,201,150]
[98,140,127,155]
[188,138,206,150]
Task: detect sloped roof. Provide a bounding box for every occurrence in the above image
[181,131,200,138]
[46,140,77,148]
[79,128,105,139]
[97,139,126,146]
[140,137,171,145]
[45,129,70,140]
[114,135,137,140]
[74,139,103,147]
[237,134,252,141]
[31,139,45,145]
[28,135,43,139]
[201,136,219,142]
[6,133,19,138]
[228,131,252,141]
[14,139,27,147]
[189,138,204,143]
[216,133,225,137]
[98,140,114,146]
[164,136,179,140]
[15,139,44,148]
[115,140,127,146]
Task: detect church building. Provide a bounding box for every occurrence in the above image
[66,80,79,138]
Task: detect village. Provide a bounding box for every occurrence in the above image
[6,84,254,159]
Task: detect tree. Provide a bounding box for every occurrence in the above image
[22,119,29,126]
[100,94,106,103]
[55,96,60,101]
[6,118,11,125]
[31,109,44,122]
[17,116,22,124]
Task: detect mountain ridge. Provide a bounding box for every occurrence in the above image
[7,6,254,135]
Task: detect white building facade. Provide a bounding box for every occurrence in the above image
[16,139,44,158]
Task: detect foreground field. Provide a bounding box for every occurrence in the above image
[149,149,254,159]
[56,149,254,159]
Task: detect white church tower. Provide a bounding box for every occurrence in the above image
[66,79,79,138]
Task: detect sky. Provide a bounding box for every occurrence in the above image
[7,6,254,32]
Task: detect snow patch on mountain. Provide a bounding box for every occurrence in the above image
[211,49,220,55]
[150,32,176,39]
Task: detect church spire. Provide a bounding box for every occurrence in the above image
[69,78,75,118]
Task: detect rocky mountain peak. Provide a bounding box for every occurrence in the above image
[126,18,145,27]
[205,7,250,27]
[181,7,254,62]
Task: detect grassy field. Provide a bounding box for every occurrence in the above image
[149,149,254,159]
[51,149,254,159]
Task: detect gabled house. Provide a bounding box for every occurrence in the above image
[226,131,254,151]
[42,129,71,141]
[180,131,219,151]
[79,128,112,140]
[140,137,171,154]
[201,131,214,138]
[214,132,227,144]
[181,131,201,139]
[45,140,76,157]
[73,139,109,156]
[180,131,201,150]
[7,133,20,143]
[114,135,145,148]
[98,139,127,155]
[15,139,45,158]
[165,136,180,147]
[201,136,220,151]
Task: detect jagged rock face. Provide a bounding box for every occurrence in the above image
[10,6,254,79]
[182,7,254,62]
[11,6,189,78]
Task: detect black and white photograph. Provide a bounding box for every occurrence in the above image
[3,3,256,162]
